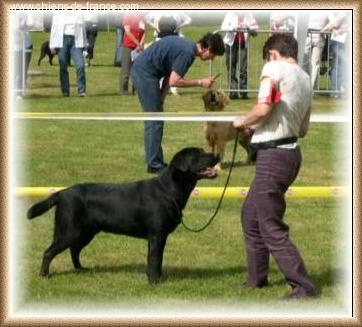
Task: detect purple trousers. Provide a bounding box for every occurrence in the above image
[242,146,316,295]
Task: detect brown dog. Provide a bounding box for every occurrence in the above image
[203,90,252,170]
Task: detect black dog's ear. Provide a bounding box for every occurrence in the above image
[171,152,190,172]
[173,157,189,172]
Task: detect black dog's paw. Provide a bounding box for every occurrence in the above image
[75,266,90,273]
[148,275,167,284]
[39,271,50,278]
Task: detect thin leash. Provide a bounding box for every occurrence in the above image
[181,134,239,233]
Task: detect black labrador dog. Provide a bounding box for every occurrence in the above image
[38,41,55,66]
[27,147,219,283]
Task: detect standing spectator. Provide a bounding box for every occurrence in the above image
[12,12,34,98]
[302,13,329,90]
[131,33,225,173]
[49,12,87,97]
[113,13,124,67]
[321,11,349,98]
[145,11,192,96]
[269,13,295,34]
[84,12,98,67]
[120,12,145,96]
[146,11,192,39]
[221,11,259,100]
[233,34,317,300]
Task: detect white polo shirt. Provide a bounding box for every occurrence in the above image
[252,60,312,145]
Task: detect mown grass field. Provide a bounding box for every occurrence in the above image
[11,23,351,317]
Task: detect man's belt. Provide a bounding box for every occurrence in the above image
[250,137,298,150]
[249,137,298,161]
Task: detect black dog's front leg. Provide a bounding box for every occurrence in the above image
[147,235,167,283]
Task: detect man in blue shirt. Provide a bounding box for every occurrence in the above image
[131,33,225,173]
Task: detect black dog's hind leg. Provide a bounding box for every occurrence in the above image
[40,205,80,277]
[147,235,167,283]
[70,232,96,269]
[40,241,70,277]
[38,53,46,65]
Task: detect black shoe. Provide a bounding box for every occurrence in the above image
[241,93,249,100]
[280,288,318,301]
[147,164,167,174]
[242,279,268,289]
[229,92,239,100]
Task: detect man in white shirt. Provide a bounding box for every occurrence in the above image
[233,33,317,300]
[269,13,295,34]
[321,11,349,98]
[49,12,87,97]
[302,12,329,90]
[221,11,258,99]
[12,12,34,97]
[145,11,192,39]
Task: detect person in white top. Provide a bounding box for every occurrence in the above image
[146,11,192,96]
[12,12,34,97]
[145,11,192,39]
[233,33,317,300]
[302,12,329,90]
[321,11,349,98]
[49,12,87,97]
[221,11,259,99]
[269,13,295,34]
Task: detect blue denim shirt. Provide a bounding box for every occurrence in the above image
[133,35,196,79]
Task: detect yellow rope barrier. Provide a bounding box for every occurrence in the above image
[14,186,347,199]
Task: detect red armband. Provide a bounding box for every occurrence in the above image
[257,79,281,105]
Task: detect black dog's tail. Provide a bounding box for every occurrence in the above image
[27,192,60,219]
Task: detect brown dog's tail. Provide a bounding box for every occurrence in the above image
[27,192,60,219]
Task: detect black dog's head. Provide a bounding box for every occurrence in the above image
[170,147,219,180]
[202,90,229,112]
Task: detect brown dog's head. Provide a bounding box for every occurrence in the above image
[202,90,229,112]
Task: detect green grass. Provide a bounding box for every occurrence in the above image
[11,27,351,316]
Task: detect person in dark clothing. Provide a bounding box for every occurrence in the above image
[85,13,98,67]
[131,33,225,173]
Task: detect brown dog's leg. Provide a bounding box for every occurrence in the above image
[215,141,226,171]
[204,123,215,155]
[238,132,252,164]
[205,141,215,155]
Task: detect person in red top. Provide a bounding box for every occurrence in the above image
[120,13,145,95]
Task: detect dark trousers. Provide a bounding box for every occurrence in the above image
[114,27,124,66]
[131,63,165,168]
[120,46,133,94]
[225,42,248,96]
[242,147,316,295]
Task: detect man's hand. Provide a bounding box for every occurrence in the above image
[234,116,255,136]
[233,116,246,130]
[199,74,220,88]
